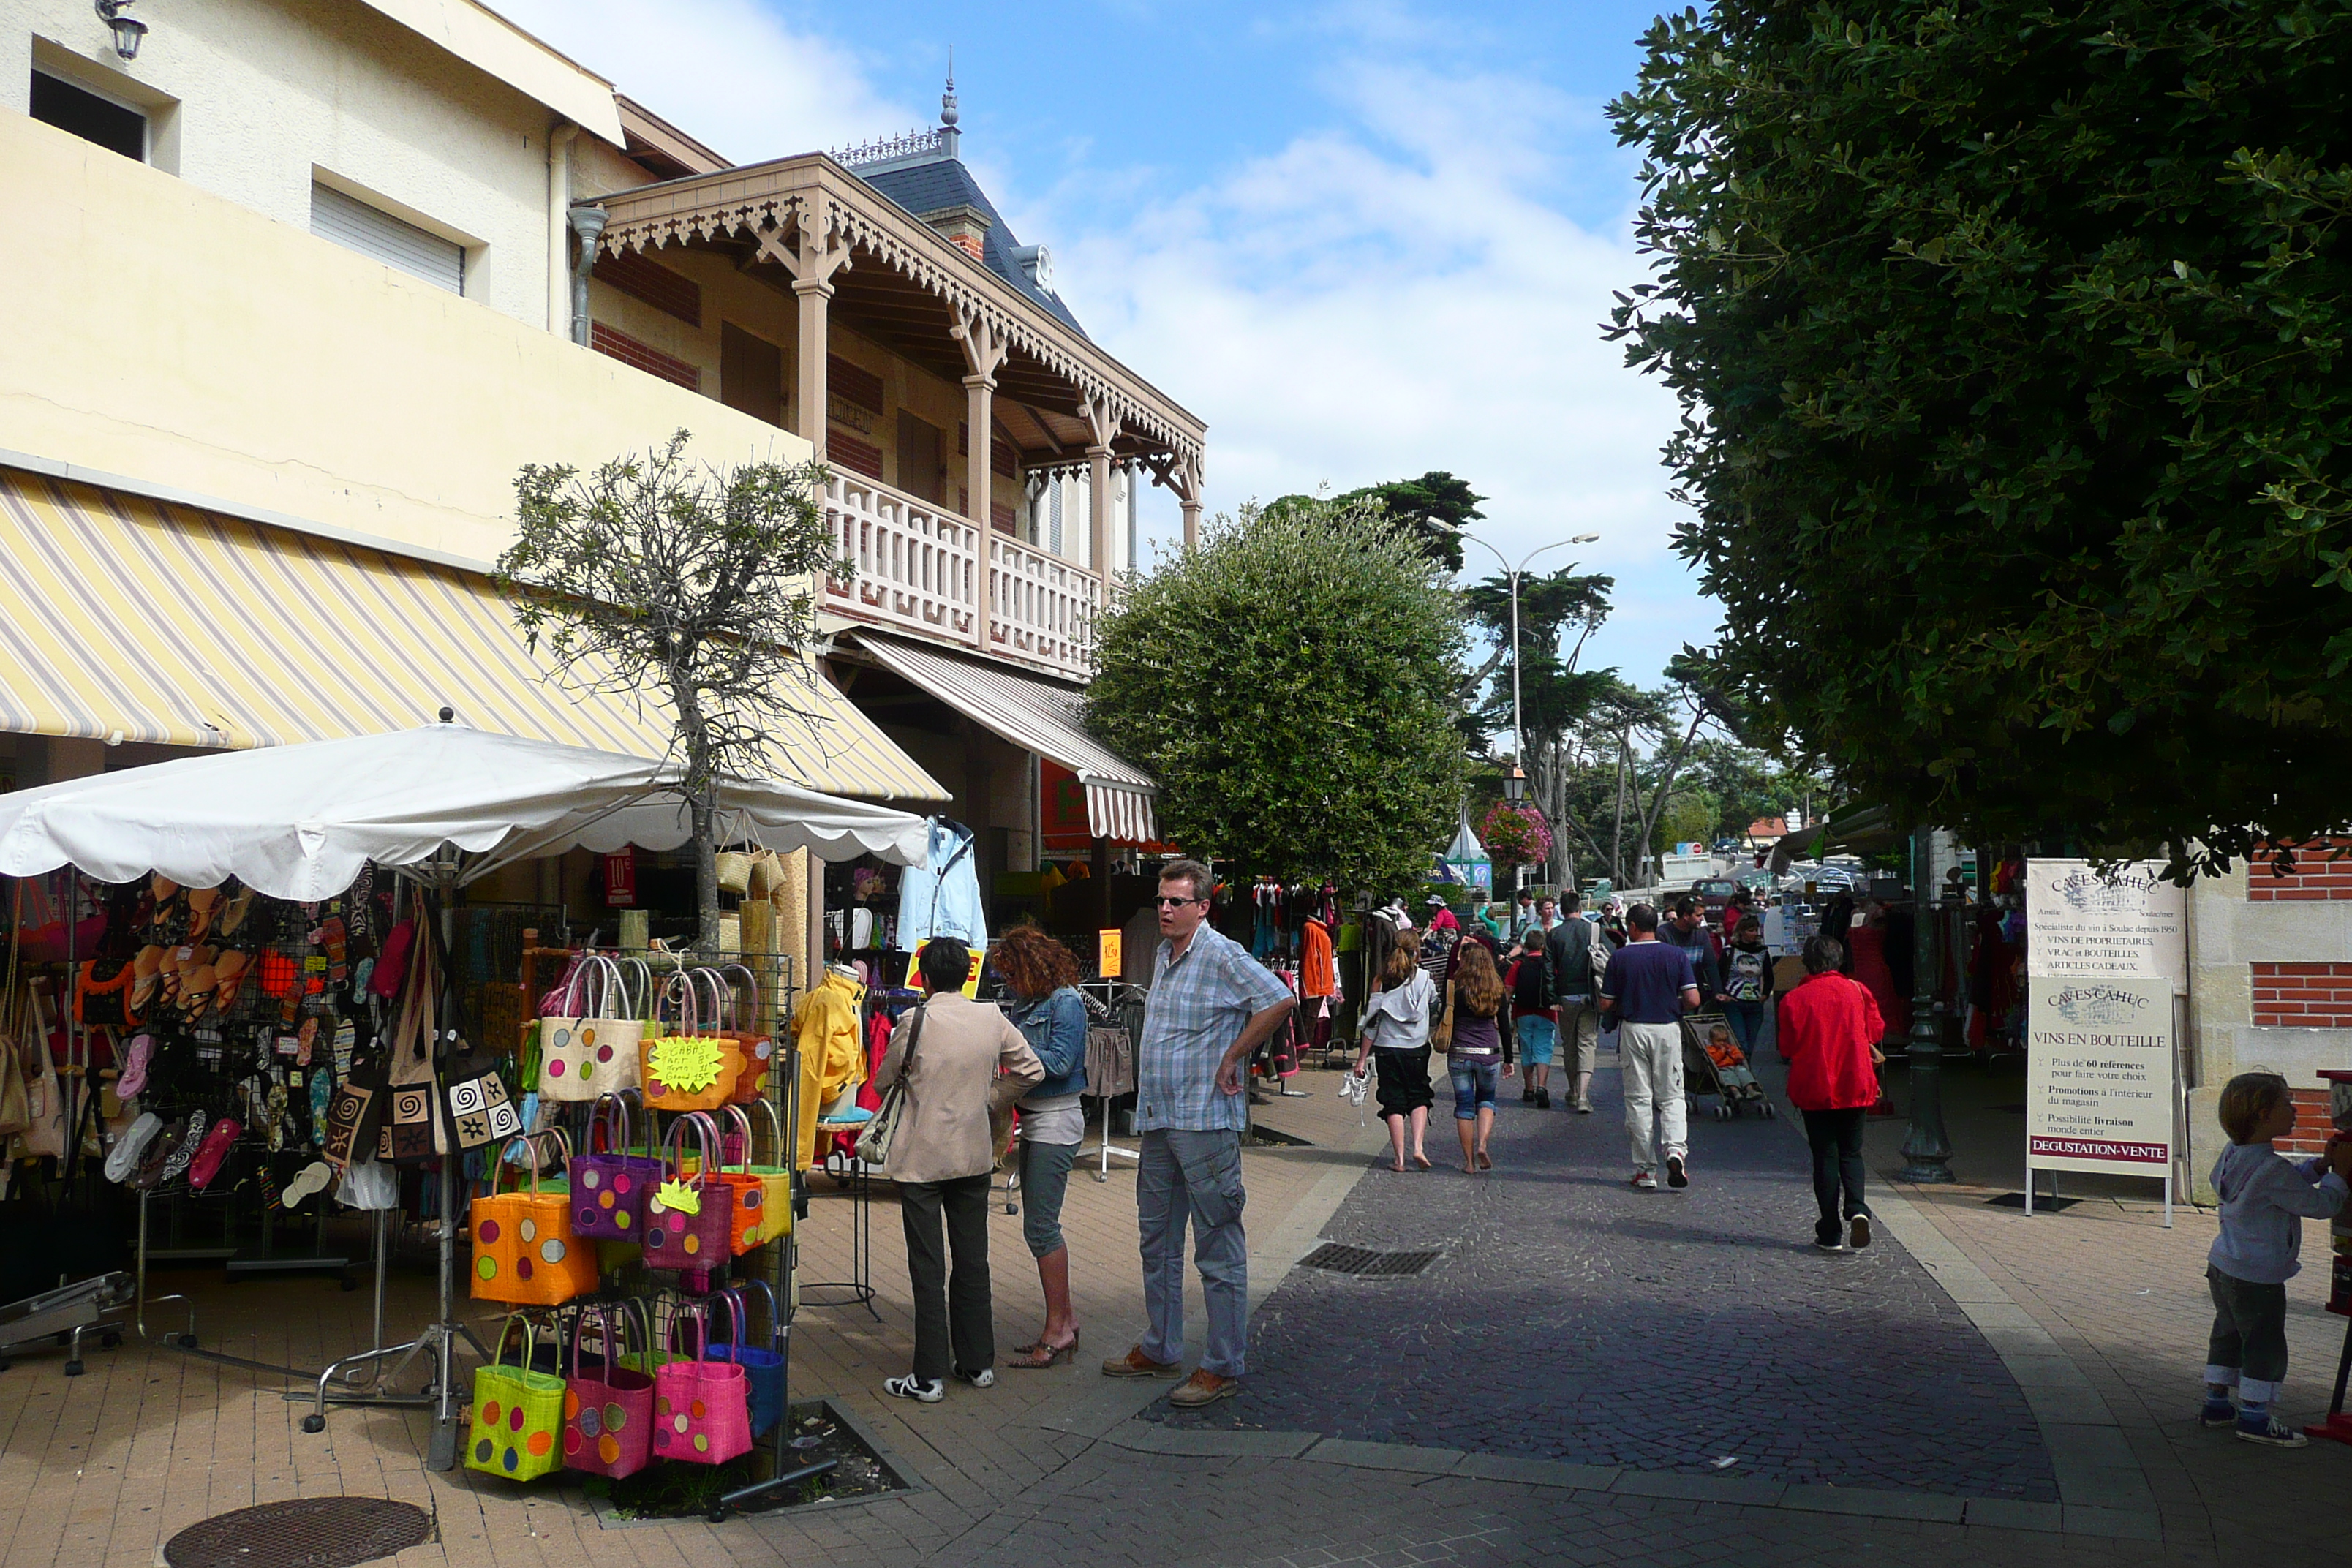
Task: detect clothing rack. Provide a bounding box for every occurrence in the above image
[1075,977,1138,1182]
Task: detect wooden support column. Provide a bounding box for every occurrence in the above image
[1177,451,1205,547]
[954,306,1008,656]
[761,211,850,460]
[1081,393,1118,575]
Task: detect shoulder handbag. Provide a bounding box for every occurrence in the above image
[466,1313,566,1482]
[539,956,643,1102]
[1430,979,1457,1054]
[470,1131,598,1306]
[641,970,743,1114]
[642,1110,731,1269]
[854,1004,924,1168]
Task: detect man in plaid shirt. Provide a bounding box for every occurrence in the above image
[1101,858,1294,1408]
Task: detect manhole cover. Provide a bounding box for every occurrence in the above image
[163,1498,432,1568]
[1300,1243,1441,1278]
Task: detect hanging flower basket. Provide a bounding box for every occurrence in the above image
[1480,801,1553,869]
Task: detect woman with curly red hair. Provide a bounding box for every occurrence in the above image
[992,924,1090,1368]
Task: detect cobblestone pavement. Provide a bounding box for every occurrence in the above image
[1153,1039,2057,1501]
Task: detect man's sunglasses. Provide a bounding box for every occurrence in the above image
[1153,894,1207,908]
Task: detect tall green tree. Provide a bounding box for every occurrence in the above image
[1608,1,2352,876]
[1086,499,1466,892]
[497,431,843,946]
[1271,472,1485,572]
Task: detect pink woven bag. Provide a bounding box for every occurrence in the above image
[652,1298,752,1466]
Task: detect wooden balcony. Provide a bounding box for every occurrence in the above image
[824,473,1100,681]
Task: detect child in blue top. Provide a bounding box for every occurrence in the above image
[2203,1071,2352,1447]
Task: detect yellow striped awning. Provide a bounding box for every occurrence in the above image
[0,468,947,803]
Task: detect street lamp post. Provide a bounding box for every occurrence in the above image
[1463,532,1600,891]
[1898,823,1956,1183]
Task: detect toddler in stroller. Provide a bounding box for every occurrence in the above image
[1705,1025,1766,1104]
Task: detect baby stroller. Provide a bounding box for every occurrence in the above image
[1681,1011,1773,1121]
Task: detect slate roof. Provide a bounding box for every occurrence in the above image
[858,157,1089,339]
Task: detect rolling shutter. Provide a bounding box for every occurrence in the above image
[310,183,464,295]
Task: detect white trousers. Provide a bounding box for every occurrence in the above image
[1619,1020,1686,1170]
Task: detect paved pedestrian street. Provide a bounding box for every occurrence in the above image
[1153,1038,2055,1501]
[3,1041,2346,1567]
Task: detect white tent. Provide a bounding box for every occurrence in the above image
[0,723,931,895]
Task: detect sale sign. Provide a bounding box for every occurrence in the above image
[2025,976,2174,1175]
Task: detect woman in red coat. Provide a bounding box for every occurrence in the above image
[1777,935,1885,1253]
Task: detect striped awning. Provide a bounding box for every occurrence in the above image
[848,631,1157,843]
[0,468,947,802]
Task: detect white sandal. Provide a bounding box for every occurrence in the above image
[883,1374,943,1403]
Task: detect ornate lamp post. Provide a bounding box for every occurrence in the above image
[1898,823,1956,1182]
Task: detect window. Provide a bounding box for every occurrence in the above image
[719,324,783,428]
[31,70,145,162]
[309,182,464,295]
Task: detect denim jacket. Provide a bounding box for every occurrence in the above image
[1006,986,1088,1100]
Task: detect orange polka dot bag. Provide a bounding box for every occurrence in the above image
[466,1314,567,1482]
[470,1134,600,1308]
[562,1303,655,1480]
[652,1297,753,1467]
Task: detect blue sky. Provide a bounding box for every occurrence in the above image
[496,0,1709,689]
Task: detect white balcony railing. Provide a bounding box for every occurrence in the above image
[826,472,979,646]
[824,472,1101,681]
[989,534,1099,679]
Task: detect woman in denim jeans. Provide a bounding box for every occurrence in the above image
[993,926,1090,1368]
[1444,943,1515,1172]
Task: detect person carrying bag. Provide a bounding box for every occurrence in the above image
[872,940,1044,1404]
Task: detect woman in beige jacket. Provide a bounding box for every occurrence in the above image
[876,938,1044,1403]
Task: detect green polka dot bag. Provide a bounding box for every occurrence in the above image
[466,1313,566,1482]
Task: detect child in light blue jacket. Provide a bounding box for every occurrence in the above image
[2204,1071,2352,1447]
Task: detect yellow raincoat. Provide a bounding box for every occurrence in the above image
[794,968,867,1167]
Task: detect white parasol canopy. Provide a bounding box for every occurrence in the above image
[0,723,930,899]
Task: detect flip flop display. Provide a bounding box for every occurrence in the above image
[186,1116,241,1191]
[117,1033,154,1098]
[104,1112,162,1185]
[158,1113,204,1186]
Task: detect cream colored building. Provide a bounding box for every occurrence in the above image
[0,0,1196,966]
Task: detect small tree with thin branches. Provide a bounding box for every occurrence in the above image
[495,430,846,948]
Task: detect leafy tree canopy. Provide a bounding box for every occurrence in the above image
[1086,498,1466,892]
[1608,1,2352,877]
[1271,472,1485,573]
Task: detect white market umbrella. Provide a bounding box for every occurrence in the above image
[0,722,930,897]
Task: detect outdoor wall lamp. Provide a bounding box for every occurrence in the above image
[95,0,146,61]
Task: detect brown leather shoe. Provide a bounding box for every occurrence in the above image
[1100,1345,1184,1379]
[1168,1369,1240,1408]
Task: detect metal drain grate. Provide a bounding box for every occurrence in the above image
[164,1498,432,1568]
[1300,1243,1441,1278]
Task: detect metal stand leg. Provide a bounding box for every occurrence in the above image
[799,1152,877,1319]
[1079,1095,1137,1183]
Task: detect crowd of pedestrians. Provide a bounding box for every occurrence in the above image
[870,867,1902,1410]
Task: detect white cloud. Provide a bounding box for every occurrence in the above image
[484,0,916,164]
[1021,59,1711,685]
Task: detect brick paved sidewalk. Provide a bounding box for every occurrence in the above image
[2,1041,2345,1568]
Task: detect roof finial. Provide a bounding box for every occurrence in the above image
[938,48,961,157]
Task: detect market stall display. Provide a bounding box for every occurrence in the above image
[0,720,929,1509]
